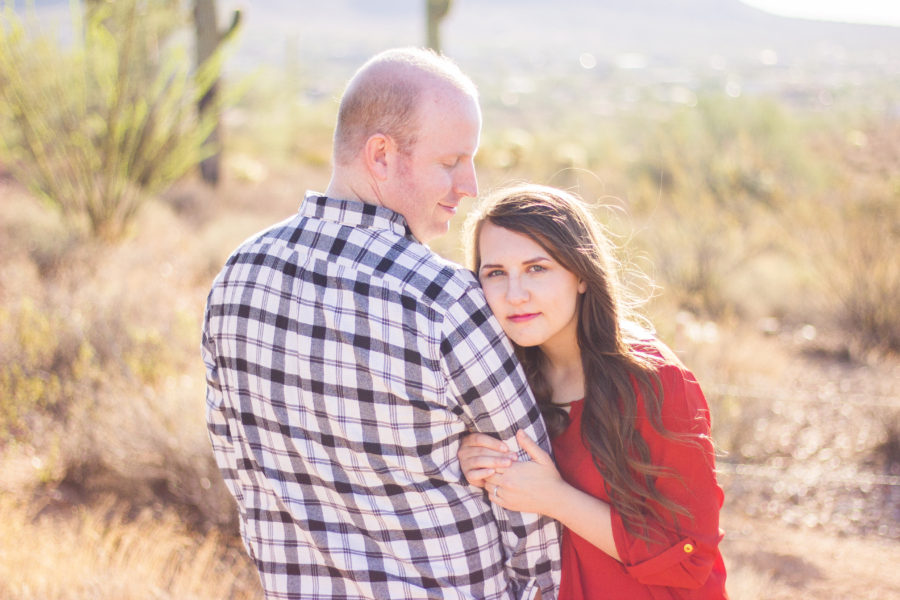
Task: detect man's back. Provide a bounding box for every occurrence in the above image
[203,194,560,599]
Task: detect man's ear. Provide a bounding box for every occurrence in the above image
[363,133,395,181]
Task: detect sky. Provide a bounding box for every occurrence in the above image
[740,0,900,26]
[19,1,900,28]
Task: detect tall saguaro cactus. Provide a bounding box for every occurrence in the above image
[426,0,453,53]
[193,0,241,186]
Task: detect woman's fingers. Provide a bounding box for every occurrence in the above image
[484,454,558,514]
[516,430,553,465]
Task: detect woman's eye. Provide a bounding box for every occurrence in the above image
[483,269,504,278]
[528,264,546,273]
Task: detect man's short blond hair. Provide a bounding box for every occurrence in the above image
[332,47,478,166]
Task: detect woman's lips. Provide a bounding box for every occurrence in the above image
[507,313,539,323]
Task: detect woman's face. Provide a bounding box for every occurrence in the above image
[478,221,586,353]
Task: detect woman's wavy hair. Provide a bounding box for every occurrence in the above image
[464,183,690,540]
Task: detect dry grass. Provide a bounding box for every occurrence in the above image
[0,494,260,600]
[722,509,900,600]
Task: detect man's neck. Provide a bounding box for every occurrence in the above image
[324,170,379,206]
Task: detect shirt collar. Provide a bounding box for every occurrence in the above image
[300,192,412,239]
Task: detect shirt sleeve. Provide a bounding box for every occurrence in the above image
[610,361,725,590]
[439,284,561,600]
[201,289,245,513]
[202,287,263,566]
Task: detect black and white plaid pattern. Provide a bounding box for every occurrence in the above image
[203,193,561,599]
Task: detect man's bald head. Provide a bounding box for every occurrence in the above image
[332,47,478,167]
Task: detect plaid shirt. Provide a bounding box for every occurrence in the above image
[203,193,561,600]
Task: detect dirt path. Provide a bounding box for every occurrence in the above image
[684,330,900,599]
[722,505,900,598]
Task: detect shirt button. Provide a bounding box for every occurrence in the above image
[683,543,694,553]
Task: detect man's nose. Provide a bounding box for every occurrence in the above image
[455,159,478,198]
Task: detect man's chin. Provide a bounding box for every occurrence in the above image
[414,221,452,244]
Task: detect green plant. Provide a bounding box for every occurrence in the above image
[0,299,86,438]
[0,0,229,240]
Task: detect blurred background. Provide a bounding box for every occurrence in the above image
[0,1,898,598]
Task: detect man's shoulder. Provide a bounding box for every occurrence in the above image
[384,240,483,309]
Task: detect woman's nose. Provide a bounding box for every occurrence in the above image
[505,277,528,304]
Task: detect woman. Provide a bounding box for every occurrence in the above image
[459,184,728,599]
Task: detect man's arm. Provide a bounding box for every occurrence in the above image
[201,290,246,515]
[440,285,561,599]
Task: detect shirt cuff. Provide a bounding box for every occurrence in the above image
[623,536,698,581]
[611,506,713,589]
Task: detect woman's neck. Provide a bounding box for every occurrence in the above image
[540,344,585,406]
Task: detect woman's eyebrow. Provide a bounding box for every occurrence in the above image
[480,256,550,271]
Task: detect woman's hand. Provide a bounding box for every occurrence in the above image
[458,432,517,488]
[485,430,565,516]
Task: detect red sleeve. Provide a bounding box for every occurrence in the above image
[610,360,725,590]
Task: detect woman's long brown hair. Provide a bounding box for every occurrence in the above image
[465,183,690,541]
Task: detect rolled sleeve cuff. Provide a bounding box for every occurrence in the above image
[623,536,704,584]
[612,508,714,589]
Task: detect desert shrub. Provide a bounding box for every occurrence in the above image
[0,188,241,533]
[781,115,900,354]
[798,187,900,353]
[620,96,822,318]
[0,0,229,240]
[0,249,196,440]
[56,379,239,533]
[0,297,99,439]
[475,94,828,320]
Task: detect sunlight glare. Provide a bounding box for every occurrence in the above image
[741,0,900,27]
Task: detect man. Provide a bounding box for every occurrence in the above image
[202,47,560,600]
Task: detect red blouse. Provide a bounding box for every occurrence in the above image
[551,348,728,599]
